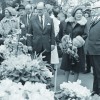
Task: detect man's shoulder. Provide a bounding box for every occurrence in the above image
[45,13,52,20]
[30,14,37,20]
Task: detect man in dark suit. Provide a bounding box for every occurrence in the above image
[27,2,55,63]
[20,4,33,45]
[85,7,100,95]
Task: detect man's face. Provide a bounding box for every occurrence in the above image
[95,8,100,16]
[36,2,44,16]
[37,7,44,16]
[57,13,65,22]
[19,9,25,16]
[91,9,96,16]
[26,7,32,15]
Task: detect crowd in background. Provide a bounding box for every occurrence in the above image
[0,0,100,96]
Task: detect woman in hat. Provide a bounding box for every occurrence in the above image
[0,7,19,38]
[60,6,87,82]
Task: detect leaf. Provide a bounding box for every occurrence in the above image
[40,76,47,83]
[14,78,20,83]
[21,77,29,81]
[29,76,40,82]
[9,72,19,77]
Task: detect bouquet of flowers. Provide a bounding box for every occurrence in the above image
[59,35,79,62]
[55,80,91,100]
[0,78,54,100]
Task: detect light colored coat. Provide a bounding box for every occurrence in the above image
[0,16,19,38]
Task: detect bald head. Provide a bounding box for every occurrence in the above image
[25,4,31,9]
[37,2,44,9]
[37,2,45,16]
[25,4,32,14]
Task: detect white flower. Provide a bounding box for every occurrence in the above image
[42,69,53,78]
[0,45,6,53]
[60,80,91,99]
[0,79,54,100]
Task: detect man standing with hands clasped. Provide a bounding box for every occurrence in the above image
[85,4,100,96]
[27,2,55,64]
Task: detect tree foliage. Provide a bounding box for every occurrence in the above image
[44,0,57,6]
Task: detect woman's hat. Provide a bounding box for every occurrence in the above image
[71,6,83,17]
[5,7,17,16]
[83,8,91,15]
[17,5,25,11]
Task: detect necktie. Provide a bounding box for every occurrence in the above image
[40,15,43,29]
[27,15,30,25]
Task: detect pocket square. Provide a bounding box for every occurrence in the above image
[47,23,51,25]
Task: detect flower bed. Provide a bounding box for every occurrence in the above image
[0,79,54,100]
[0,54,53,84]
[55,80,91,100]
[0,34,53,85]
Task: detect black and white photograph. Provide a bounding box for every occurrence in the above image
[0,0,100,99]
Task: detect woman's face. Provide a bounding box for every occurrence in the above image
[5,10,11,18]
[67,9,72,18]
[84,13,89,18]
[74,9,83,20]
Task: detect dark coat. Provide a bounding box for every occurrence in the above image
[0,13,4,21]
[20,13,33,45]
[27,14,55,53]
[85,16,100,55]
[56,21,66,58]
[0,14,4,45]
[60,17,87,72]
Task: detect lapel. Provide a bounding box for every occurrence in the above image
[44,14,49,30]
[90,16,100,28]
[35,15,43,30]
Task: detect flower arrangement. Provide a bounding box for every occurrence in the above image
[55,80,91,100]
[0,53,53,85]
[0,78,54,100]
[0,34,53,85]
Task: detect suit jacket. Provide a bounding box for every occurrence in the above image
[0,13,4,21]
[85,16,100,55]
[20,13,33,45]
[27,14,55,53]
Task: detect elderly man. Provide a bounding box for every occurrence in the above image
[85,6,100,95]
[27,2,55,63]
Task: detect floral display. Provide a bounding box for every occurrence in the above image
[0,34,53,85]
[0,53,53,84]
[55,80,91,100]
[0,79,54,100]
[0,33,28,59]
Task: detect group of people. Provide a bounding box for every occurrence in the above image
[0,1,100,96]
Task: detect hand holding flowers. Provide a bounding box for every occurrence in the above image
[59,35,79,62]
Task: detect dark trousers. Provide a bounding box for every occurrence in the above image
[35,46,51,64]
[90,55,100,94]
[86,55,91,72]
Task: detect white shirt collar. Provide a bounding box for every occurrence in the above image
[38,15,45,28]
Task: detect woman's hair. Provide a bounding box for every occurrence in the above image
[5,9,12,16]
[83,9,91,17]
[71,6,83,17]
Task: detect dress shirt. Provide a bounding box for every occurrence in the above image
[38,15,45,29]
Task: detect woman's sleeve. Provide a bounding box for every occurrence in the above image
[0,21,4,36]
[82,25,88,40]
